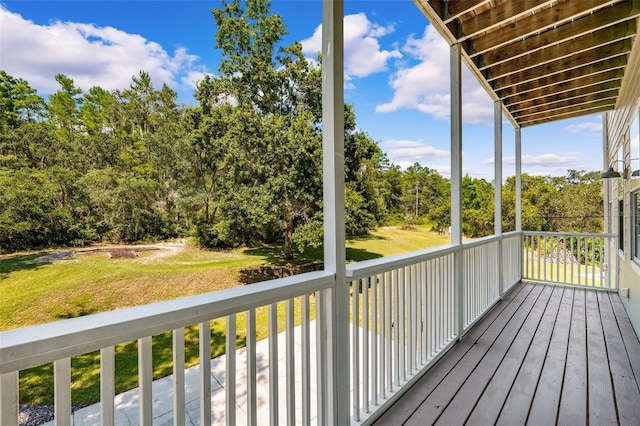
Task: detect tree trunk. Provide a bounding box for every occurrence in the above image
[283,221,294,260]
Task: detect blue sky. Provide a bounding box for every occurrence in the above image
[0,0,605,180]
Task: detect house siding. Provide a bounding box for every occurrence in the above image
[606,20,640,334]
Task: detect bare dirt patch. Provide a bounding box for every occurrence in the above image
[33,240,188,263]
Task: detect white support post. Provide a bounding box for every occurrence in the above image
[515,127,523,280]
[173,328,186,426]
[0,372,19,426]
[322,1,347,424]
[451,44,464,339]
[139,337,153,426]
[494,101,504,296]
[603,112,610,234]
[199,321,212,426]
[515,127,522,232]
[54,358,72,426]
[101,346,115,425]
[602,112,614,288]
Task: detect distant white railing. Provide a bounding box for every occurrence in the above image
[522,231,618,290]
[0,271,336,426]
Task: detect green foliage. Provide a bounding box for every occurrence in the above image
[0,3,605,255]
[502,170,602,233]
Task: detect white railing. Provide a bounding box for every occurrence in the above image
[462,235,501,330]
[0,271,335,426]
[4,231,617,426]
[344,233,520,424]
[522,231,618,290]
[502,231,523,293]
[346,245,459,424]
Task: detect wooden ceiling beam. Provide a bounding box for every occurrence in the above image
[520,105,613,127]
[517,98,615,122]
[493,51,629,92]
[482,21,635,80]
[448,0,551,40]
[467,0,620,56]
[507,85,621,112]
[515,94,619,119]
[499,67,625,99]
[474,2,640,67]
[440,0,492,24]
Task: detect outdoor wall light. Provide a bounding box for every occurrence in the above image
[601,160,628,179]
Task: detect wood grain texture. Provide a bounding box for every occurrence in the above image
[597,291,640,425]
[373,284,640,426]
[585,290,617,425]
[436,285,553,425]
[373,283,533,426]
[403,285,545,425]
[468,0,607,54]
[507,87,620,114]
[485,27,634,81]
[414,0,639,127]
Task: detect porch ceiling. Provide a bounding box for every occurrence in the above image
[415,0,640,127]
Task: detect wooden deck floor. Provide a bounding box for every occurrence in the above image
[374,282,640,426]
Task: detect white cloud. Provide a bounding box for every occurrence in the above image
[382,139,450,168]
[483,153,581,168]
[376,25,493,124]
[301,13,401,85]
[0,6,207,94]
[181,70,210,90]
[564,120,603,134]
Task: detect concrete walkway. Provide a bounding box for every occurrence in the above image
[45,324,319,426]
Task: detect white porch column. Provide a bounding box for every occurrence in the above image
[451,44,464,339]
[494,101,503,236]
[515,127,523,280]
[603,112,610,233]
[494,101,503,295]
[451,45,463,247]
[321,1,347,424]
[515,127,522,232]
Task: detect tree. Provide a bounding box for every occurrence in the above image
[503,174,553,232]
[547,170,603,232]
[0,71,48,169]
[461,175,494,237]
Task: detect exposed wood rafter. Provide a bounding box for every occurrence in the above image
[415,0,640,127]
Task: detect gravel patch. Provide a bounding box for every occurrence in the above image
[19,404,53,426]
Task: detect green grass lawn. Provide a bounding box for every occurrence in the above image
[523,255,607,287]
[1,225,450,406]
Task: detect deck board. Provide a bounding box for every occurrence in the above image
[526,286,574,425]
[373,283,640,426]
[403,285,543,425]
[585,290,617,424]
[474,285,563,426]
[374,283,534,425]
[558,288,587,425]
[435,285,552,425]
[597,291,640,425]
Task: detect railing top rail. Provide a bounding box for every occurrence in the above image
[0,270,335,374]
[503,230,522,238]
[523,231,617,238]
[346,244,459,279]
[347,232,522,280]
[461,234,502,249]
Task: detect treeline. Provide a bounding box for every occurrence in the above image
[0,0,603,256]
